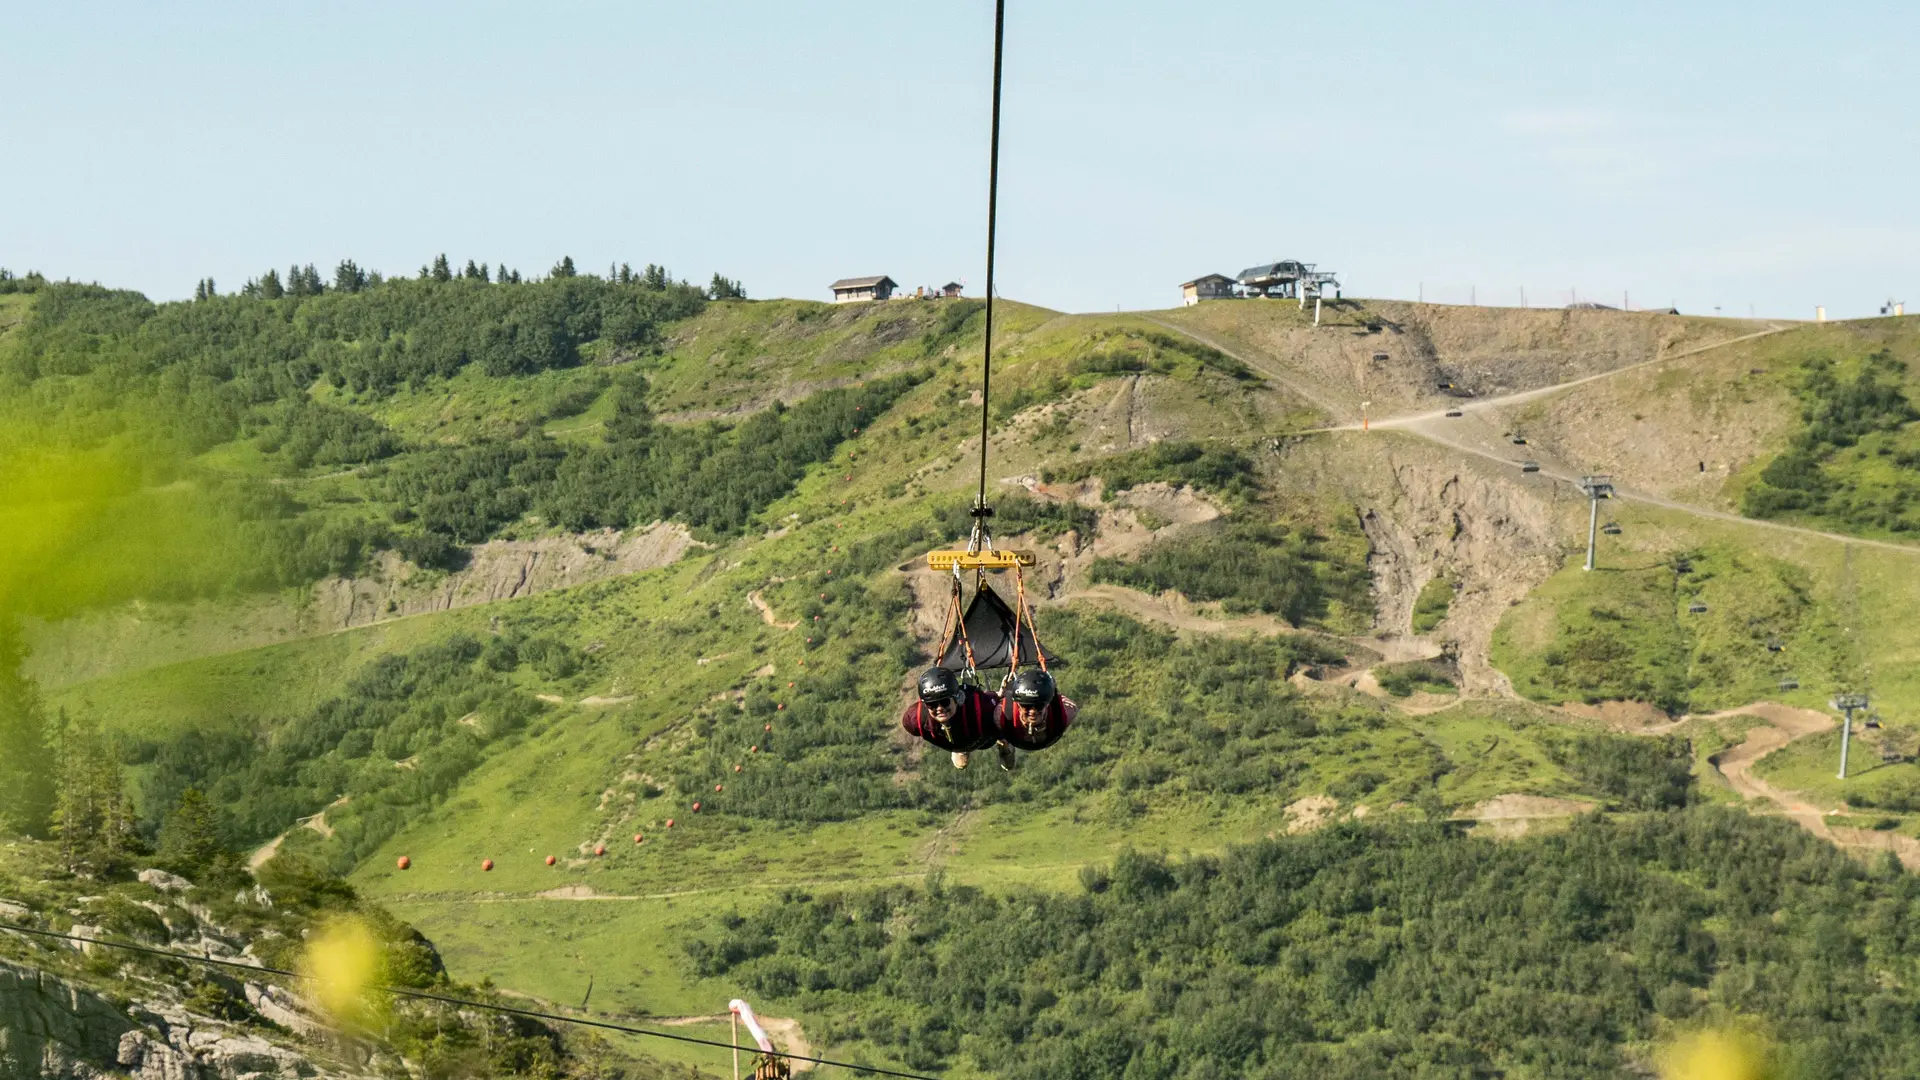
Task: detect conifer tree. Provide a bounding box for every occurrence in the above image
[334,259,367,293]
[464,259,483,280]
[51,711,134,876]
[0,623,55,837]
[431,254,453,283]
[642,263,668,289]
[478,262,490,283]
[157,788,226,876]
[259,268,285,299]
[552,255,577,278]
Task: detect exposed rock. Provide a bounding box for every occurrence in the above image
[1,958,137,1078]
[138,870,194,893]
[28,524,703,689]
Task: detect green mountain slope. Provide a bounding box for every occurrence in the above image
[12,263,1920,1077]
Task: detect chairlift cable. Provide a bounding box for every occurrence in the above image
[0,921,940,1080]
[973,0,1007,519]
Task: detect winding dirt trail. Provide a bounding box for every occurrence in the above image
[748,589,799,630]
[1148,318,1920,561]
[1702,704,1836,838]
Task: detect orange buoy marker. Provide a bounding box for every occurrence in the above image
[666,818,676,828]
[788,682,795,688]
[545,855,556,866]
[765,723,773,732]
[734,764,742,772]
[397,856,411,870]
[749,744,758,753]
[594,844,606,857]
[777,703,785,710]
[634,833,644,844]
[482,859,494,872]
[715,783,724,792]
[692,802,702,812]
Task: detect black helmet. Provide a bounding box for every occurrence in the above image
[1009,668,1056,710]
[918,667,962,706]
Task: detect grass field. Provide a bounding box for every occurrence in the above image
[23,292,1920,1076]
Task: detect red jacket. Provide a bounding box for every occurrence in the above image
[900,687,1001,753]
[998,694,1077,751]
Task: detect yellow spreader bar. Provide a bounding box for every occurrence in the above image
[927,549,1036,570]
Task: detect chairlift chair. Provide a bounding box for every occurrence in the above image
[1519,460,1540,473]
[1688,601,1708,614]
[1766,637,1784,652]
[1780,677,1800,691]
[1445,409,1464,418]
[1601,521,1621,535]
[1511,435,1528,445]
[1866,713,1884,730]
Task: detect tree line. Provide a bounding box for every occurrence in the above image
[690,806,1920,1078]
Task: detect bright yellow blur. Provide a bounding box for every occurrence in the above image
[0,435,247,623]
[1660,1029,1773,1080]
[302,916,387,1030]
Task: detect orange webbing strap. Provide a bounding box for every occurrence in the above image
[1009,563,1048,738]
[929,568,978,743]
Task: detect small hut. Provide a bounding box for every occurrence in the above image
[830,276,897,303]
[1180,274,1235,306]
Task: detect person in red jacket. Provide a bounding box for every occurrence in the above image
[993,667,1077,771]
[900,667,1001,769]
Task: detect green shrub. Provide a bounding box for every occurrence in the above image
[1047,440,1260,502]
[1411,576,1453,633]
[1374,660,1456,697]
[1089,521,1369,629]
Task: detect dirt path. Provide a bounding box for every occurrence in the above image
[1360,324,1793,432]
[650,1013,817,1072]
[1391,418,1920,559]
[1703,703,1837,839]
[249,795,350,870]
[1137,314,1350,420]
[1146,318,1920,561]
[748,590,798,630]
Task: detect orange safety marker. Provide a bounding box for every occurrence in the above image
[397,856,411,870]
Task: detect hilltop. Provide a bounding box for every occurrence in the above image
[8,267,1920,1077]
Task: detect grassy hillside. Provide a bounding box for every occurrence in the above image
[15,264,1920,1077]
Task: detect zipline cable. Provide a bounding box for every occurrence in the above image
[0,921,940,1080]
[973,0,1007,516]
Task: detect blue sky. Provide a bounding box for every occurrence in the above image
[3,2,1914,318]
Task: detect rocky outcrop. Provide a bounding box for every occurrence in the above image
[0,958,369,1080]
[27,524,702,689]
[0,959,139,1079]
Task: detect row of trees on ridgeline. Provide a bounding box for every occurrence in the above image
[217,255,746,303]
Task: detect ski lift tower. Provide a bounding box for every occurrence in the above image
[1577,475,1615,571]
[1834,692,1870,779]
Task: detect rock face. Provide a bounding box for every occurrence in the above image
[26,524,702,688]
[0,960,359,1080]
[0,959,138,1079]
